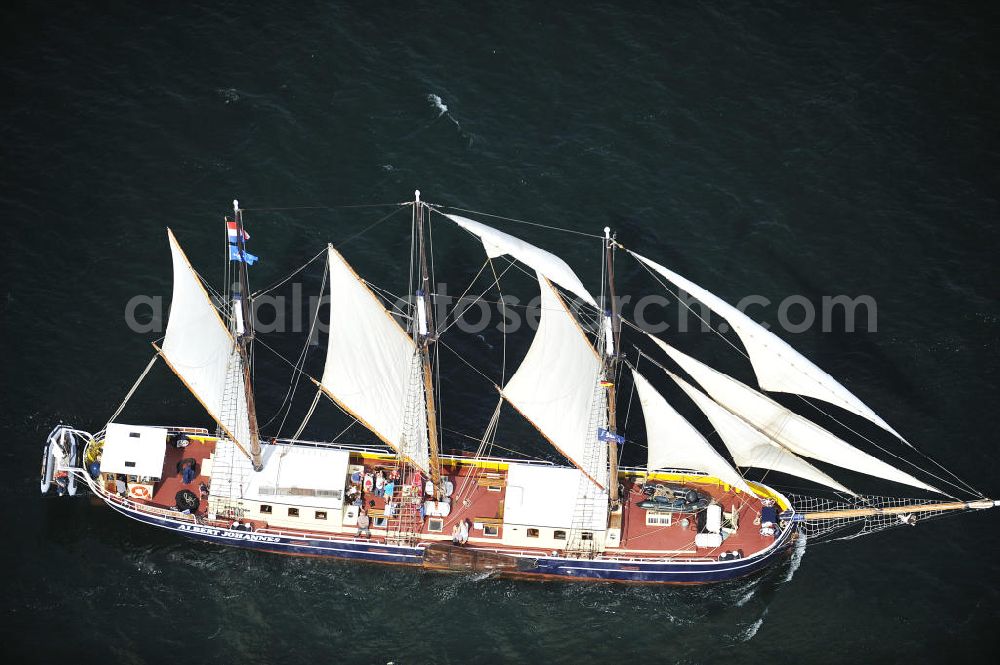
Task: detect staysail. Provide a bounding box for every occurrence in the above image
[442,213,598,308]
[668,371,854,495]
[319,246,430,473]
[649,338,940,493]
[629,251,908,443]
[631,367,755,495]
[159,229,252,457]
[502,275,608,489]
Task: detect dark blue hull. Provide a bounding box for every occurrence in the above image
[108,499,796,584]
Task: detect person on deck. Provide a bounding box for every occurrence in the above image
[181,460,196,485]
[375,470,385,497]
[452,523,462,545]
[356,509,371,538]
[458,519,470,545]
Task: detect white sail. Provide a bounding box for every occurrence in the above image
[631,367,755,495]
[669,371,854,495]
[630,251,908,443]
[443,213,598,308]
[319,246,430,473]
[502,275,607,489]
[651,338,940,494]
[160,229,251,455]
[222,348,252,455]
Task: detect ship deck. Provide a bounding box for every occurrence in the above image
[144,435,216,512]
[616,477,772,559]
[127,438,778,561]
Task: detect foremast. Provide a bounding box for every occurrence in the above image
[413,191,443,498]
[230,200,263,471]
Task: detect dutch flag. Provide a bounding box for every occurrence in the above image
[226,220,250,241]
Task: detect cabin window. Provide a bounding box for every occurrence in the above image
[428,518,444,532]
[373,516,387,528]
[315,511,327,520]
[554,530,567,540]
[487,485,502,492]
[260,505,272,514]
[483,524,499,537]
[124,461,136,468]
[581,532,594,541]
[527,528,540,538]
[288,508,299,517]
[129,432,141,438]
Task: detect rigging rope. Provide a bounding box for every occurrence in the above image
[239,202,405,212]
[265,255,329,437]
[291,388,323,441]
[437,205,605,239]
[436,259,518,337]
[104,355,159,428]
[435,258,490,333]
[336,204,412,251]
[488,257,509,385]
[251,247,326,298]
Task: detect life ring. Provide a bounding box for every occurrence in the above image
[130,485,151,500]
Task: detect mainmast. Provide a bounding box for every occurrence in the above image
[414,191,443,497]
[603,227,622,507]
[232,199,263,471]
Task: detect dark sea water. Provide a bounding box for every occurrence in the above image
[2,1,999,663]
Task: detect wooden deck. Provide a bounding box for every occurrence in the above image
[614,477,774,559]
[352,457,508,540]
[147,436,215,514]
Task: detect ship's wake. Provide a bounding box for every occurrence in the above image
[782,532,808,583]
[740,609,767,641]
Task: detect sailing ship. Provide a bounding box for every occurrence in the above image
[41,193,997,584]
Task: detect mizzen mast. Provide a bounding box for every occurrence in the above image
[232,199,263,471]
[603,226,622,508]
[414,191,443,498]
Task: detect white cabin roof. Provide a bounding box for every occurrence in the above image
[101,424,168,478]
[211,440,350,510]
[502,463,607,532]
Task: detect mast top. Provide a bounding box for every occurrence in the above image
[415,189,421,203]
[604,226,611,239]
[233,199,239,214]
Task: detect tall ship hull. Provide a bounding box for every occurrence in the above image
[73,428,796,584]
[41,194,995,586]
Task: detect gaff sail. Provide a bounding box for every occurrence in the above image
[319,246,430,473]
[159,229,252,458]
[501,275,608,489]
